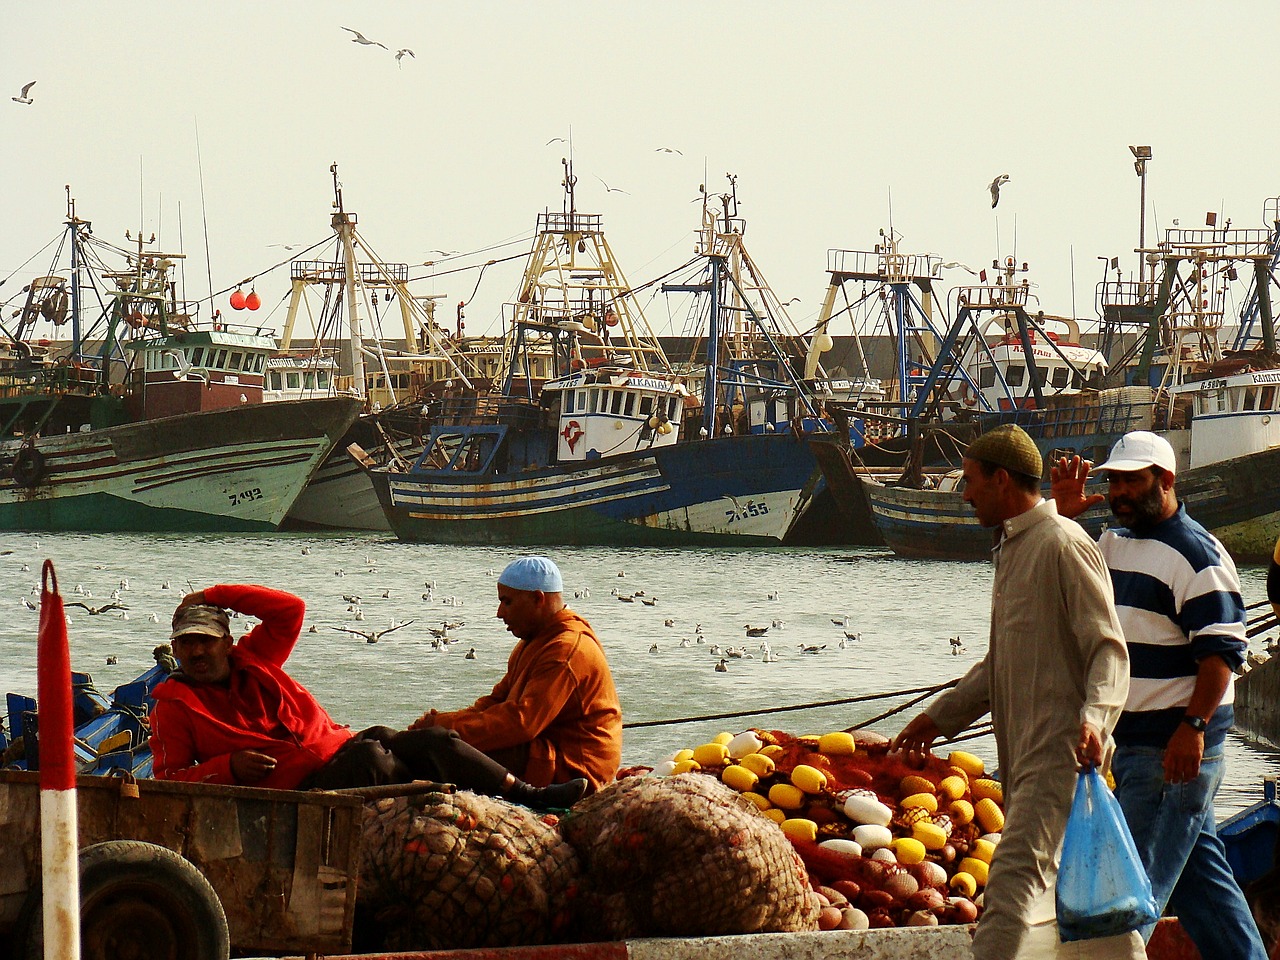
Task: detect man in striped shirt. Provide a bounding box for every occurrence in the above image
[1053,431,1266,960]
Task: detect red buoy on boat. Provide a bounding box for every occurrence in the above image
[229,289,246,310]
[245,290,261,311]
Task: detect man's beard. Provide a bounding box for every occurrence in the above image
[1110,481,1166,529]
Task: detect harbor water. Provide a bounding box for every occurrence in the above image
[0,531,1274,817]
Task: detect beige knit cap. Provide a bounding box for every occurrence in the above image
[965,424,1043,480]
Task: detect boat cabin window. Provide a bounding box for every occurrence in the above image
[1072,371,1084,389]
[269,372,282,390]
[303,372,317,389]
[1051,367,1069,389]
[979,366,997,389]
[1262,386,1277,411]
[1244,387,1258,411]
[668,396,681,419]
[624,393,636,416]
[318,370,330,388]
[639,395,654,416]
[215,350,228,369]
[287,372,301,389]
[610,391,624,415]
[1005,364,1025,387]
[1033,367,1048,387]
[589,389,601,413]
[190,348,204,367]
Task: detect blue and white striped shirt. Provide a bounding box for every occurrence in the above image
[1098,504,1246,747]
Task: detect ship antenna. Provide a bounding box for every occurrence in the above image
[331,161,344,214]
[887,186,894,238]
[195,121,216,313]
[562,155,577,219]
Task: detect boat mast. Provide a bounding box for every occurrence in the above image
[332,164,368,401]
[497,156,671,391]
[66,187,84,358]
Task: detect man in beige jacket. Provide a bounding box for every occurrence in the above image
[893,425,1141,959]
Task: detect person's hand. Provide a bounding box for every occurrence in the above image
[1050,456,1105,520]
[230,750,277,783]
[892,712,942,758]
[1075,721,1104,769]
[1163,724,1204,784]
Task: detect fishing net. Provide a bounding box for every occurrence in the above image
[559,773,821,939]
[357,789,580,951]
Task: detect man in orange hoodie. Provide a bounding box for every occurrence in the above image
[412,557,621,793]
[150,583,586,810]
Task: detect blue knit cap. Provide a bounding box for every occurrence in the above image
[497,556,563,593]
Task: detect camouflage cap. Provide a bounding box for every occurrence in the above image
[170,603,231,641]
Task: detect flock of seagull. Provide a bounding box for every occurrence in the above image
[5,543,972,679]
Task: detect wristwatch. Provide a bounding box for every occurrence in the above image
[1181,714,1208,732]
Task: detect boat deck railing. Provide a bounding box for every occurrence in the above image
[1160,227,1272,259]
[0,363,100,400]
[825,248,940,284]
[438,395,542,428]
[983,387,1159,439]
[537,211,603,236]
[955,283,1030,309]
[289,260,410,285]
[1099,280,1159,310]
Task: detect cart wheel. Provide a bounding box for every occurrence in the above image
[20,840,230,960]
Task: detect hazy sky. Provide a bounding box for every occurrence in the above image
[5,2,1280,343]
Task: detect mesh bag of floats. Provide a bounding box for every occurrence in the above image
[357,789,581,951]
[559,773,820,939]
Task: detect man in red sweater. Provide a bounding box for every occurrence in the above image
[149,583,586,809]
[411,557,622,793]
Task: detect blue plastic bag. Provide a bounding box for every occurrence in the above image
[1056,766,1160,942]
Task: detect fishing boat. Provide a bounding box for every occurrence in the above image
[860,207,1280,562]
[364,164,822,545]
[0,195,360,532]
[267,165,478,531]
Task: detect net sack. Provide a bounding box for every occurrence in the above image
[358,789,581,951]
[560,773,820,939]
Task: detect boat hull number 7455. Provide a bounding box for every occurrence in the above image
[725,499,769,523]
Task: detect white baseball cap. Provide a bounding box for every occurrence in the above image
[1094,431,1177,475]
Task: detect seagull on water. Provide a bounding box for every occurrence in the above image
[341,26,387,49]
[989,174,1010,209]
[12,81,35,105]
[798,643,827,654]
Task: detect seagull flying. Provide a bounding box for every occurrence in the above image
[65,601,128,616]
[596,175,630,195]
[546,137,567,145]
[12,81,35,105]
[332,619,415,643]
[341,27,388,50]
[395,48,415,65]
[989,174,1010,209]
[655,146,683,155]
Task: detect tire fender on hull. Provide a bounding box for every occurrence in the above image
[11,446,46,488]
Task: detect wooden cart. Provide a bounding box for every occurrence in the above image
[0,769,363,959]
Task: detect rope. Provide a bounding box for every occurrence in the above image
[622,680,959,730]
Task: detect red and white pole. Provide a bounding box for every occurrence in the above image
[38,559,80,960]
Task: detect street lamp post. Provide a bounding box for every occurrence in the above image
[1130,145,1152,286]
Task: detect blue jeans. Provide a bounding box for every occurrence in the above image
[1111,740,1267,960]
